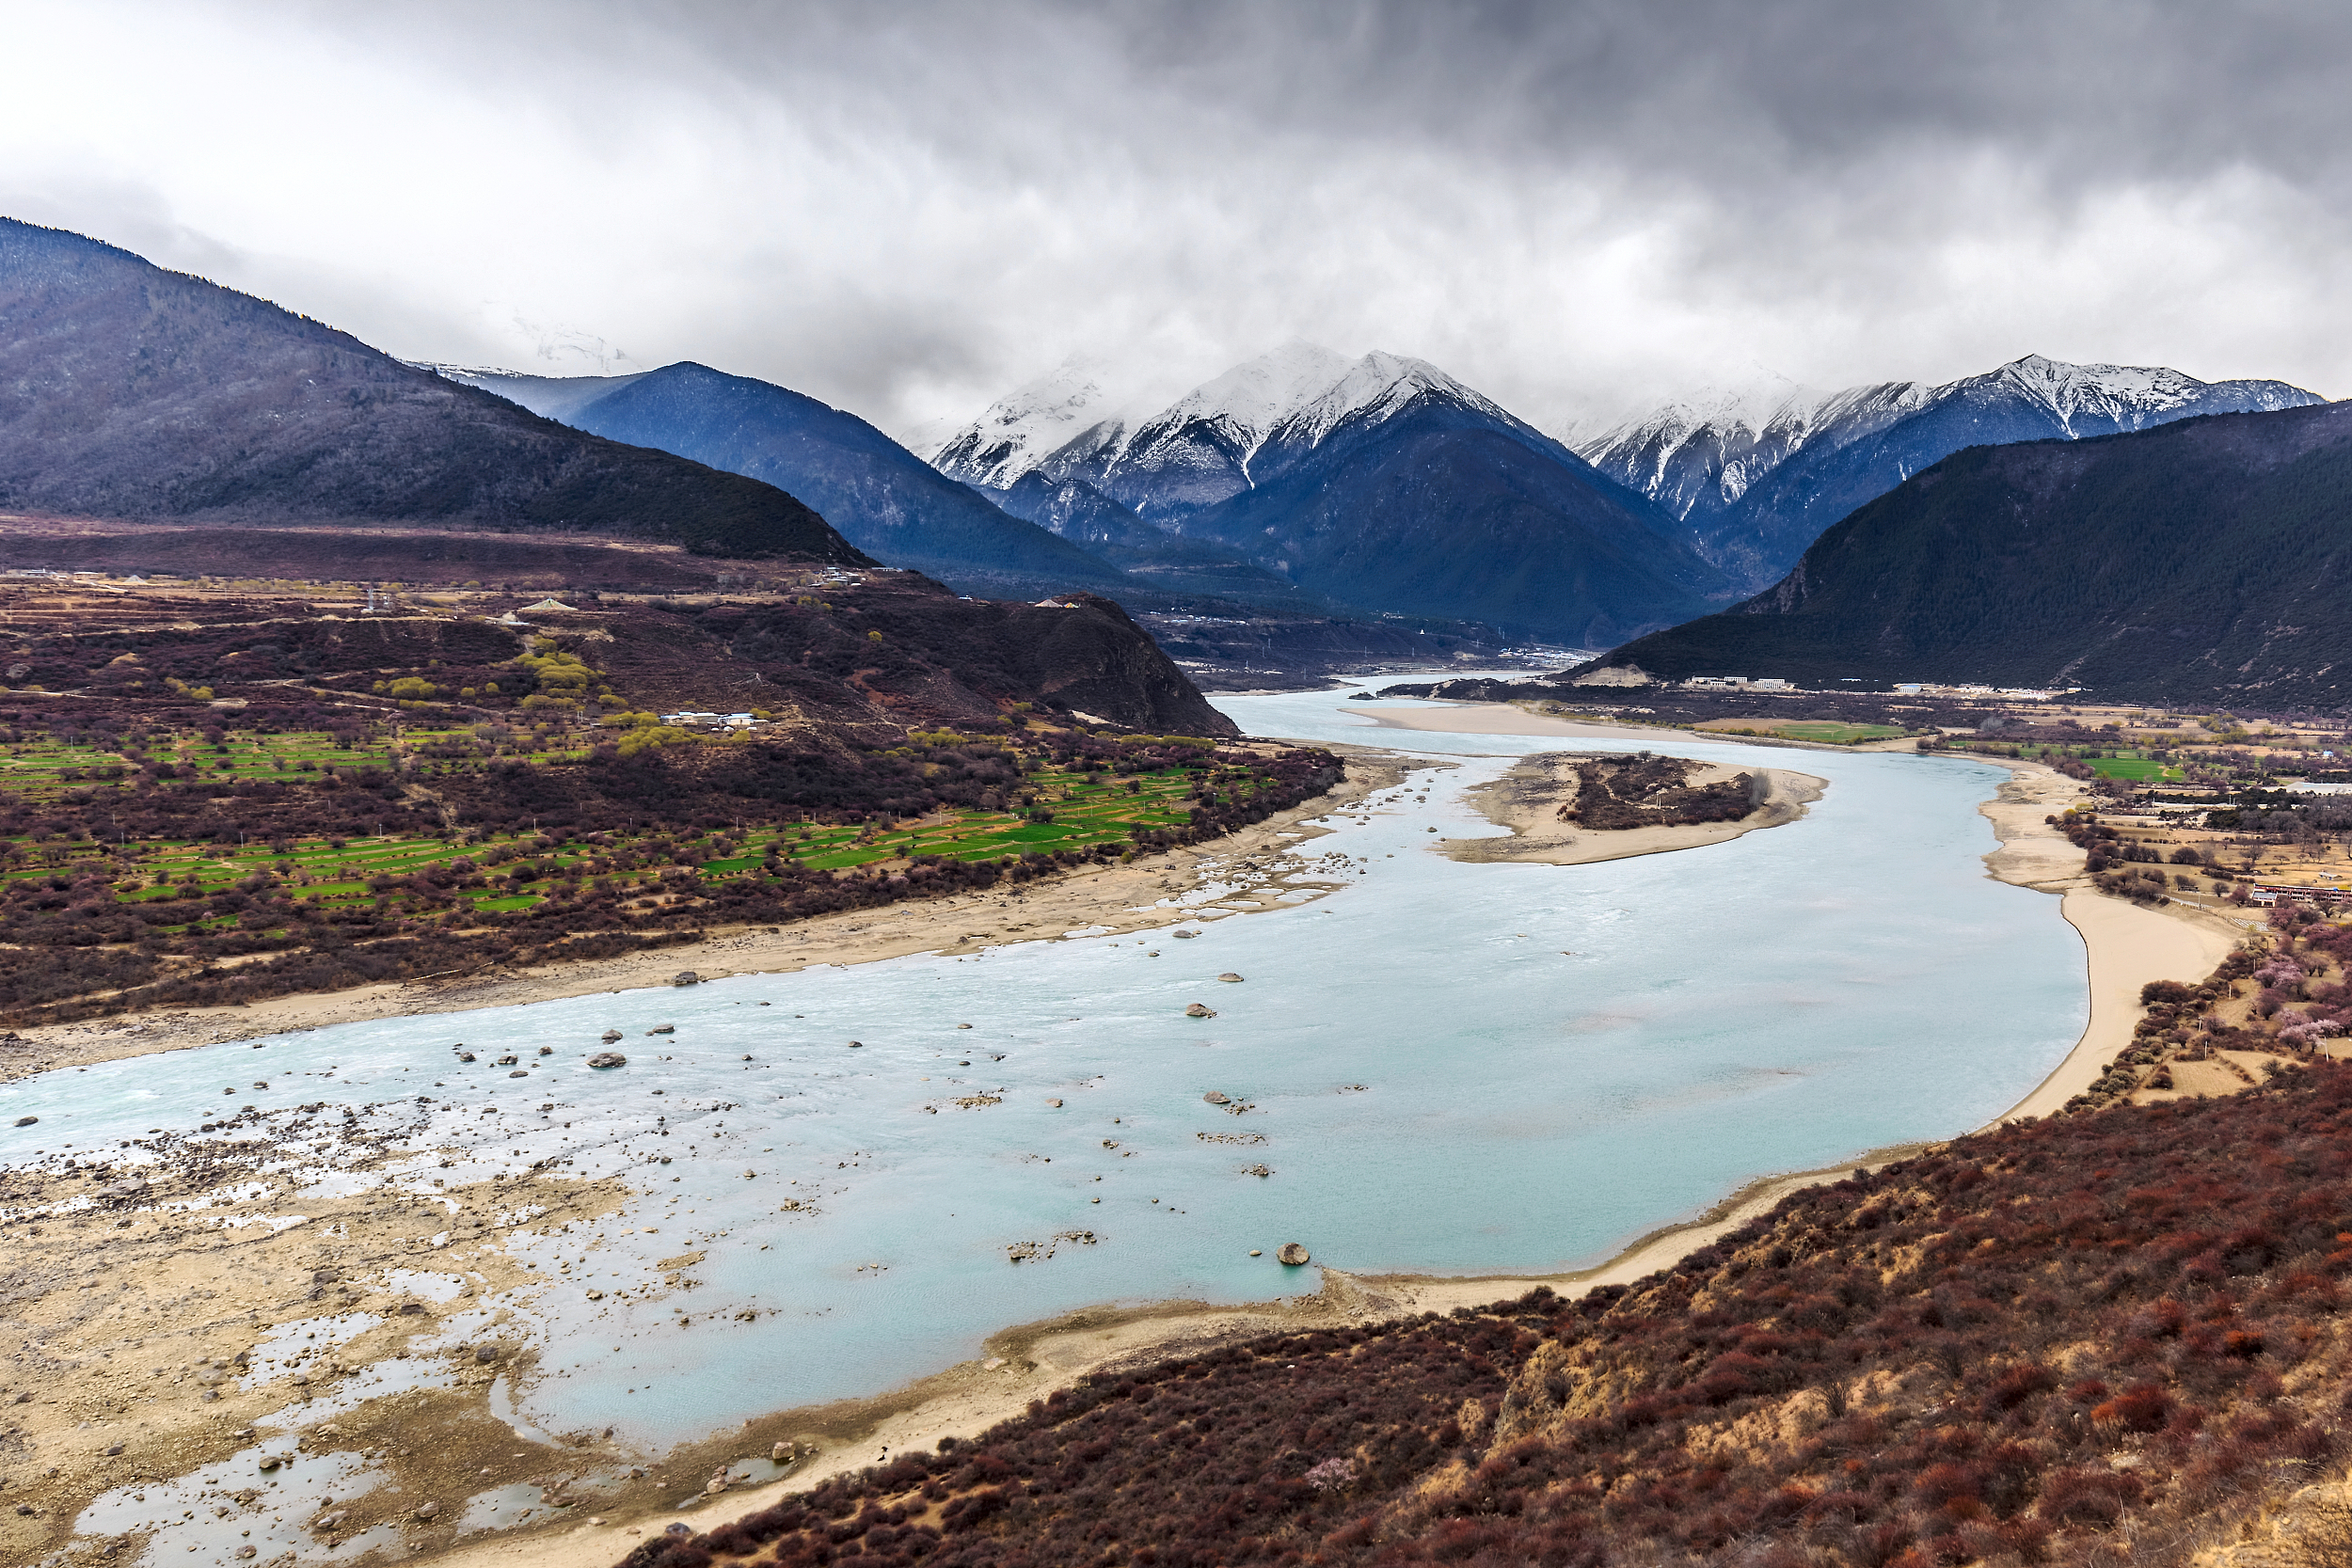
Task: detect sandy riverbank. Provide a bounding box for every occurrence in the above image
[1960,752,2245,1123]
[1,749,1426,1086]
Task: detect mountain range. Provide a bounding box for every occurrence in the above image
[1575,355,2325,591]
[1592,398,2352,707]
[0,218,864,565]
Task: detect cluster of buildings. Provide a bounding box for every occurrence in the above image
[659,711,761,730]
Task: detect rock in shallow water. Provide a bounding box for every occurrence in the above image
[1218,973,1244,983]
[1185,1003,1216,1018]
[589,1052,628,1069]
[1277,1242,1311,1265]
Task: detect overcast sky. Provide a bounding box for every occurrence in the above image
[6,0,2346,435]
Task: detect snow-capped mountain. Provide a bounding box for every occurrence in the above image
[926,356,1136,493]
[934,341,1599,520]
[1579,354,2327,590]
[1081,341,1353,515]
[938,341,1725,642]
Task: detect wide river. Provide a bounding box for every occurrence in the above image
[4,690,2083,1464]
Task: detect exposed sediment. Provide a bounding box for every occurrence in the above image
[1440,750,1825,865]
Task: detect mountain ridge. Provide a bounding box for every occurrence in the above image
[1592,398,2352,706]
[1577,354,2327,590]
[0,218,865,564]
[435,360,1129,594]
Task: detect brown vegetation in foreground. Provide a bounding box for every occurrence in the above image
[623,1038,2352,1567]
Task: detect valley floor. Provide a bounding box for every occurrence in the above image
[2,705,2265,1568]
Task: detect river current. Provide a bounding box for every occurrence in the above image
[4,690,2083,1464]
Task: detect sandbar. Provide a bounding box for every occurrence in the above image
[1442,751,1825,865]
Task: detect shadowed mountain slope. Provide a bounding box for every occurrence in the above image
[441,361,1128,594]
[1597,400,2352,706]
[0,219,862,562]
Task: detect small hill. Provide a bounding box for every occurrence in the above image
[440,361,1128,594]
[1595,400,2352,706]
[0,219,863,562]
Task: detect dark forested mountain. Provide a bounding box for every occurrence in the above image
[1595,400,2352,707]
[929,345,1728,643]
[0,219,862,563]
[1578,356,2325,592]
[436,361,1127,594]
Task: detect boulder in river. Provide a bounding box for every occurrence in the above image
[14,1115,36,1126]
[673,971,702,987]
[588,1052,627,1069]
[1173,930,1197,939]
[601,1029,624,1042]
[1203,1091,1231,1105]
[648,1024,675,1036]
[1217,973,1244,983]
[1185,1003,1216,1019]
[1277,1242,1311,1265]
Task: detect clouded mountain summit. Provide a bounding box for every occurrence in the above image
[1577,354,2326,592]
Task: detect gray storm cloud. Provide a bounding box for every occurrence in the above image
[3,0,2344,434]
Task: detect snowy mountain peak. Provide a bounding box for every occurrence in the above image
[930,356,1136,490]
[927,341,1546,517]
[1981,354,2219,433]
[1149,341,1353,443]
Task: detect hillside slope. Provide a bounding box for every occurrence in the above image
[1595,401,2352,705]
[1579,356,2326,591]
[443,361,1127,594]
[0,219,862,562]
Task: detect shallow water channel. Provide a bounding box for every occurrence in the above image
[5,689,2089,1560]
